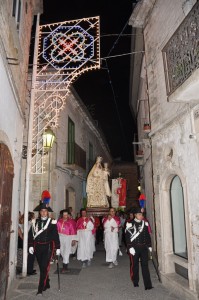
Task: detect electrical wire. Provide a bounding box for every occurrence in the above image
[106,18,130,57]
[102,17,137,159]
[105,59,131,159]
[102,50,144,60]
[101,33,143,37]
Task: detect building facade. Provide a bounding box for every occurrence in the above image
[0,1,42,298]
[20,86,112,219]
[129,0,199,299]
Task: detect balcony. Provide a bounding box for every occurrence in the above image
[162,1,199,101]
[135,149,144,166]
[64,142,86,171]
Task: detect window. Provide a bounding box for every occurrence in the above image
[170,176,188,259]
[68,118,75,164]
[12,0,22,30]
[88,142,93,170]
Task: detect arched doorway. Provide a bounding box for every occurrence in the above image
[170,175,187,260]
[0,143,14,300]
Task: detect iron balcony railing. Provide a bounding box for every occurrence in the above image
[162,1,199,95]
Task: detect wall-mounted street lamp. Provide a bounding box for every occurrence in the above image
[43,126,55,149]
[42,126,55,191]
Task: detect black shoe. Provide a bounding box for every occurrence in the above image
[27,270,37,275]
[145,286,154,290]
[36,292,43,296]
[43,285,50,291]
[43,281,50,291]
[134,283,139,287]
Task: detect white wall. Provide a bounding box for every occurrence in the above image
[130,0,199,298]
[0,53,24,286]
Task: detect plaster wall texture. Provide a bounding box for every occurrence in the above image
[0,45,24,292]
[0,1,35,110]
[144,0,197,128]
[132,0,199,298]
[0,0,42,290]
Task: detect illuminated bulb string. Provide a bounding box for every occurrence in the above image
[31,17,100,174]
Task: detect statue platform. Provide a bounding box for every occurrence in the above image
[86,207,109,217]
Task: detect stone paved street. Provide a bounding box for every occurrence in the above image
[7,244,181,300]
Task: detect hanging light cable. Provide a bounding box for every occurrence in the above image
[105,59,131,159]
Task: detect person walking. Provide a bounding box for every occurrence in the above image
[125,207,153,290]
[16,213,24,274]
[103,207,120,268]
[118,212,126,247]
[57,209,77,273]
[28,202,60,296]
[27,212,37,275]
[76,208,94,268]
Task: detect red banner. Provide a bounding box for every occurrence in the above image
[118,178,126,207]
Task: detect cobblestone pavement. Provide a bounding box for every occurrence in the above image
[7,244,181,300]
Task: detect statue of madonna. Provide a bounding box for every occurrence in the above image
[86,156,110,208]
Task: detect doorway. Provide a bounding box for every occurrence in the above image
[0,143,14,300]
[170,175,187,259]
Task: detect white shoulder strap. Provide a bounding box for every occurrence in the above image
[33,218,51,240]
[129,220,145,242]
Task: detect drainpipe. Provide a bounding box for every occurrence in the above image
[22,13,40,277]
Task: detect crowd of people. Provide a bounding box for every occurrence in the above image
[16,203,154,296]
[17,155,154,296]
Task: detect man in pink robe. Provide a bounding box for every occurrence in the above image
[57,209,77,273]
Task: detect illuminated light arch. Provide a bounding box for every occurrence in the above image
[31,16,100,174]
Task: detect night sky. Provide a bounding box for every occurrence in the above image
[41,0,136,161]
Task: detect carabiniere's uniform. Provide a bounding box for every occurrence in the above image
[125,218,152,289]
[28,217,60,293]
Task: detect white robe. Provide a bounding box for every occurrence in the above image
[104,218,119,263]
[77,221,94,261]
[59,233,77,264]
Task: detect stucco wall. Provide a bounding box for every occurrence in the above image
[0,54,24,286]
[143,0,198,296]
[0,0,42,290]
[130,0,199,297]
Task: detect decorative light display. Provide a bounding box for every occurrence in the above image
[42,26,94,70]
[31,17,100,174]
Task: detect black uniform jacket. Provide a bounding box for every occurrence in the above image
[28,217,60,249]
[125,219,151,250]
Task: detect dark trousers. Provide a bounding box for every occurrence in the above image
[129,246,152,288]
[35,243,53,293]
[96,227,103,244]
[27,252,35,274]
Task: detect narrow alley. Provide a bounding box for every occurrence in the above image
[8,243,181,300]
